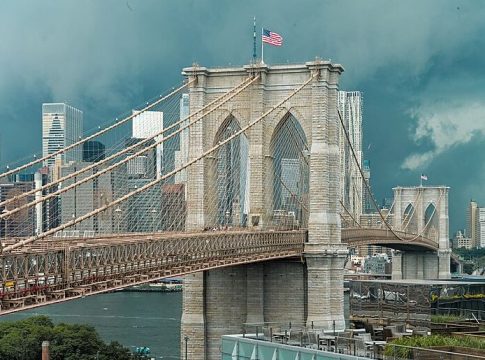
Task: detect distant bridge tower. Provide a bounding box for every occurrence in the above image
[181,61,346,360]
[392,186,450,279]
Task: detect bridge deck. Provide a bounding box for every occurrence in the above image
[0,227,437,315]
[0,230,305,315]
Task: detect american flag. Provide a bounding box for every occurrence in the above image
[262,29,283,46]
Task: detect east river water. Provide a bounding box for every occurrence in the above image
[0,291,349,359]
[0,291,182,359]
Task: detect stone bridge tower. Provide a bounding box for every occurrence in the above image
[392,186,450,279]
[181,61,346,360]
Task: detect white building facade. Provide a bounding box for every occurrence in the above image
[42,103,83,167]
[132,110,164,178]
[479,207,485,248]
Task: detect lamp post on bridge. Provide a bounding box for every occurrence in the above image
[225,210,230,227]
[115,207,122,233]
[151,209,157,232]
[184,336,189,360]
[71,213,76,232]
[2,208,8,240]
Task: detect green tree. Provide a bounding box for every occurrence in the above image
[0,316,139,360]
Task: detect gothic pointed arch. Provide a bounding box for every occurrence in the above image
[402,203,418,234]
[424,202,439,242]
[213,114,249,227]
[269,111,309,229]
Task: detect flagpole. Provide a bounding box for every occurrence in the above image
[261,27,264,64]
[253,17,257,63]
[420,174,422,187]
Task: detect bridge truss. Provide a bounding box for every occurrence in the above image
[0,231,304,314]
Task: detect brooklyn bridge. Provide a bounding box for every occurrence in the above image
[0,61,450,359]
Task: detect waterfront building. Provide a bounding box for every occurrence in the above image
[42,103,83,167]
[132,110,163,178]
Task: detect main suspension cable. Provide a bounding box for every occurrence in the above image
[3,74,314,252]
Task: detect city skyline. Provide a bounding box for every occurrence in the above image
[2,1,485,233]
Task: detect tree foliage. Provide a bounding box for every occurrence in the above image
[0,316,140,360]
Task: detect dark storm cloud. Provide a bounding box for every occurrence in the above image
[1,0,485,232]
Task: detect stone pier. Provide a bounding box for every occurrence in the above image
[391,186,451,280]
[181,60,346,360]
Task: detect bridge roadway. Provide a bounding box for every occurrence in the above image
[0,230,305,315]
[343,227,437,251]
[0,227,434,315]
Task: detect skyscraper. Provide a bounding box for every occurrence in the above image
[362,160,373,214]
[478,207,485,248]
[174,94,190,186]
[338,91,363,219]
[467,200,479,248]
[83,141,105,163]
[132,110,163,178]
[42,103,83,167]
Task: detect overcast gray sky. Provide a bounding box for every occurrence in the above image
[1,0,484,233]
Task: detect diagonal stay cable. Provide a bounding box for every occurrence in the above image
[0,81,193,180]
[0,76,259,219]
[0,76,253,210]
[403,189,443,242]
[340,199,361,228]
[339,107,438,243]
[337,108,409,242]
[2,74,314,252]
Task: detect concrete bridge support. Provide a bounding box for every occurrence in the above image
[181,260,307,360]
[392,251,445,280]
[392,186,451,280]
[181,60,345,360]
